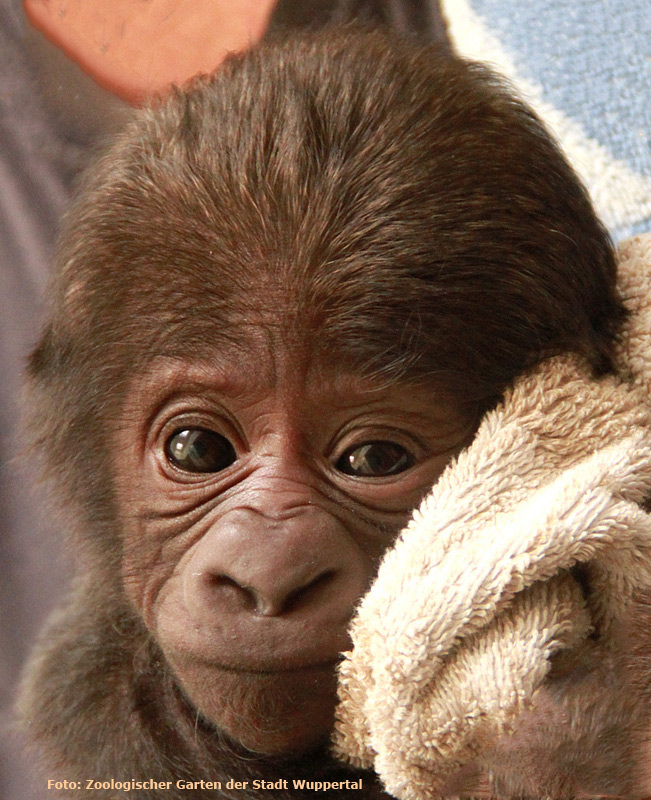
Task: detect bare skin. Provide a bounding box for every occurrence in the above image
[114,337,477,756]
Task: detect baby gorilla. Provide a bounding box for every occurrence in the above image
[20,27,623,800]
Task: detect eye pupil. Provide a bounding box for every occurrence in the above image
[165,428,236,473]
[337,441,413,477]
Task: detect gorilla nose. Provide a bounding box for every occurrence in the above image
[207,566,338,616]
[183,506,372,622]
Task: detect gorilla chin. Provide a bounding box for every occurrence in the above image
[178,659,341,756]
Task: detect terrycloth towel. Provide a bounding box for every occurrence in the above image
[333,235,651,798]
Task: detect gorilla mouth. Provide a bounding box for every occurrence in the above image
[177,654,342,757]
[207,657,342,676]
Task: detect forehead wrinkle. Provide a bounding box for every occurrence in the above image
[124,327,314,407]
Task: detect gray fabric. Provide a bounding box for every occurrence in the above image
[0,4,81,799]
[268,0,451,49]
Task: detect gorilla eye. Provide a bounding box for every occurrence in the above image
[336,441,414,477]
[164,428,237,473]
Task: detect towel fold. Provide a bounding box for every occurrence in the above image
[334,235,651,799]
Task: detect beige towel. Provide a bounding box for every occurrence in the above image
[333,235,651,799]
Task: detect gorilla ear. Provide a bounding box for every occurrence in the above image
[28,323,58,381]
[28,321,76,384]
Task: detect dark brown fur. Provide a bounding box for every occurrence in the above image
[19,29,633,800]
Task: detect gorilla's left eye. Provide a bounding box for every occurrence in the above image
[335,441,414,477]
[164,428,237,473]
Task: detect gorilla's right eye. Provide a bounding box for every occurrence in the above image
[164,428,237,473]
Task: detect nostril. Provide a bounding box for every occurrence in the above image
[203,568,340,617]
[280,570,337,615]
[205,573,259,612]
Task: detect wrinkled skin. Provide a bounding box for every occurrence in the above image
[115,331,476,756]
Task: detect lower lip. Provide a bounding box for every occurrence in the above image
[209,659,341,676]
